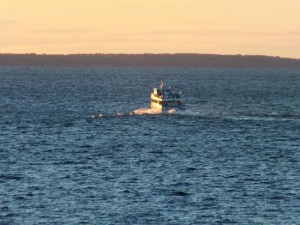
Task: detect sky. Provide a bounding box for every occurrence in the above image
[1,0,300,58]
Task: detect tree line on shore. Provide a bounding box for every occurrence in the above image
[1,53,300,68]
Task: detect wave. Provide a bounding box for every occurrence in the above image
[225,113,300,122]
[89,108,299,122]
[89,107,199,119]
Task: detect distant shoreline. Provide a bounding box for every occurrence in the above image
[1,53,300,68]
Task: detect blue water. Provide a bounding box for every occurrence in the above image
[1,67,300,224]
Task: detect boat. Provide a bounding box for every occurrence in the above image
[150,81,185,112]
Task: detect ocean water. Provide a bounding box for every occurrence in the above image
[0,67,300,225]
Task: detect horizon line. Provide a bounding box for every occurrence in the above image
[0,52,299,60]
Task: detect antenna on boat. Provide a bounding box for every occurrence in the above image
[160,80,164,89]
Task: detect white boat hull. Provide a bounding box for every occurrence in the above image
[151,94,185,112]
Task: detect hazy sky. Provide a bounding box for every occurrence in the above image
[1,0,300,58]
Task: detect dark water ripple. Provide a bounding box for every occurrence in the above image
[1,67,300,224]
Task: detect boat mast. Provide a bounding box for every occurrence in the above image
[160,80,164,89]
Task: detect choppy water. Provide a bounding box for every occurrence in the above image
[1,67,300,224]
